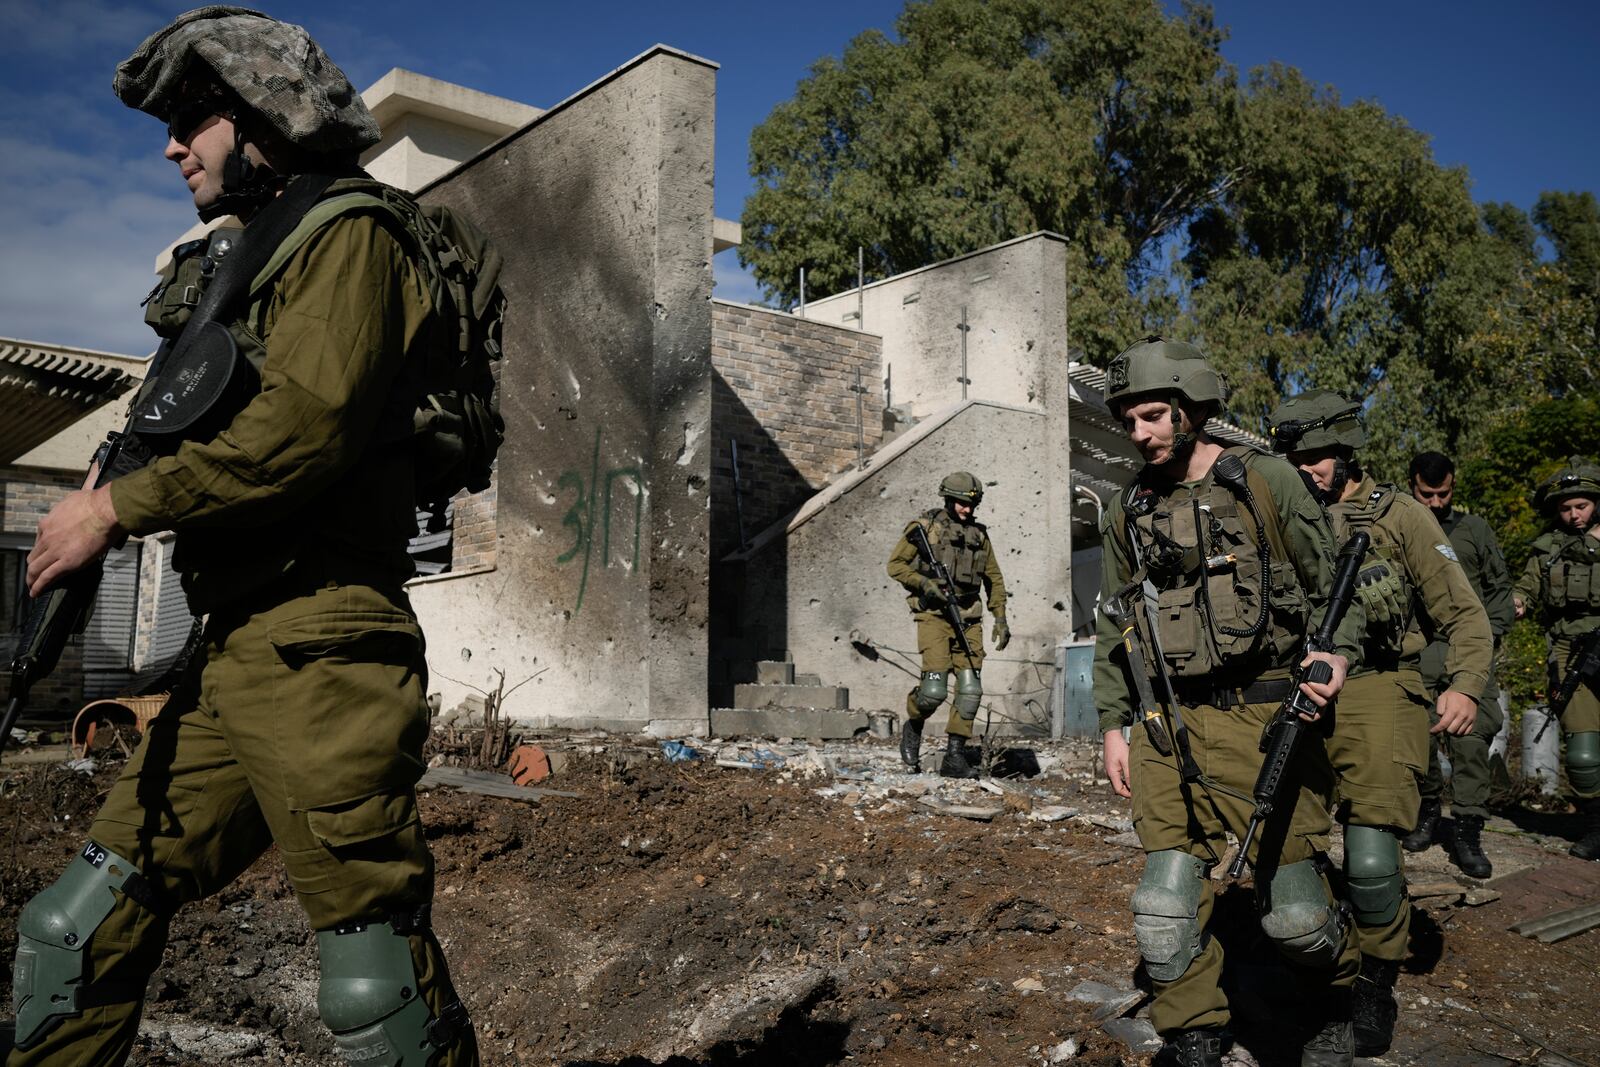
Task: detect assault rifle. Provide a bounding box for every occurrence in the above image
[1536,629,1600,743]
[907,523,976,663]
[1228,531,1370,880]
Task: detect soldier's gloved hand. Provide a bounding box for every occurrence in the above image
[992,616,1011,650]
[918,578,948,608]
[1356,562,1405,626]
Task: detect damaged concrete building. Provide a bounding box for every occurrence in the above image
[7,46,1285,742]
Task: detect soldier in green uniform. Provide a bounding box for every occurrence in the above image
[887,472,1009,778]
[14,9,478,1064]
[1267,392,1491,1058]
[1513,460,1600,861]
[1406,451,1515,876]
[1096,339,1363,1067]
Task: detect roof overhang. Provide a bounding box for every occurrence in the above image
[0,340,141,464]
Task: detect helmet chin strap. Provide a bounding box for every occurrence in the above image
[1161,394,1197,467]
[198,122,283,223]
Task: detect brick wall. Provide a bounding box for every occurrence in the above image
[710,301,883,557]
[451,479,497,573]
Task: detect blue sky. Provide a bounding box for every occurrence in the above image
[0,0,1594,355]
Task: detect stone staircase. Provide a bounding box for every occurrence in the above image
[710,653,867,739]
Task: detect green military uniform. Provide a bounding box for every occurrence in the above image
[886,473,1007,775]
[1514,461,1600,861]
[8,10,477,1065]
[1417,509,1514,820]
[1323,477,1491,939]
[1096,341,1363,1063]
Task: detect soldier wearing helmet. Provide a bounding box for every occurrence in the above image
[1513,458,1600,862]
[886,471,1009,777]
[1269,391,1492,1057]
[13,8,479,1064]
[1095,339,1364,1067]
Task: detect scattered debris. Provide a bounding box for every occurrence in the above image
[1104,831,1142,849]
[916,795,1002,821]
[1101,1016,1162,1053]
[1066,979,1145,1021]
[1026,805,1079,823]
[1076,813,1135,834]
[659,740,703,763]
[1510,900,1600,943]
[507,744,552,785]
[1043,1037,1078,1062]
[1408,881,1466,902]
[417,766,580,801]
[1462,888,1503,907]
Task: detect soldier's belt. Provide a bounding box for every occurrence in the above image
[1171,677,1295,709]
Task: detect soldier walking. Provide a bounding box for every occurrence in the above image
[1514,460,1600,861]
[1096,339,1362,1067]
[1267,394,1491,1057]
[1406,451,1515,877]
[886,472,1009,778]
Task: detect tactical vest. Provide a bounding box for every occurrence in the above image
[914,508,990,595]
[1329,483,1416,658]
[1117,447,1310,679]
[1540,531,1600,617]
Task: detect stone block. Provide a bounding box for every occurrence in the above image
[794,672,821,686]
[732,684,849,710]
[709,708,868,739]
[755,660,795,685]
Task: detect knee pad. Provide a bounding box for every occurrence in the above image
[1259,859,1348,969]
[1131,850,1206,982]
[13,841,153,1049]
[952,669,982,721]
[1342,825,1404,926]
[913,671,948,714]
[1568,732,1600,795]
[318,917,470,1065]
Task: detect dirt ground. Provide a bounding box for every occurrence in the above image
[0,730,1595,1066]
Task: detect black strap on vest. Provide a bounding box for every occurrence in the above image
[130,174,337,447]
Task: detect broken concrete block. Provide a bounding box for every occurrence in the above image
[709,708,867,739]
[754,660,796,685]
[732,684,849,710]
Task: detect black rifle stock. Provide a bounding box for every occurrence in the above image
[1228,531,1371,880]
[1537,629,1600,742]
[907,523,976,663]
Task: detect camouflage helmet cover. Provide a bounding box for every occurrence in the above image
[1266,388,1366,452]
[1104,336,1227,410]
[113,6,380,156]
[939,471,983,504]
[1536,458,1600,513]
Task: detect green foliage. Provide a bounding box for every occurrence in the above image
[1499,619,1550,719]
[741,0,1600,488]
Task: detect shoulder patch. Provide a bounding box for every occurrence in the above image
[1434,543,1459,563]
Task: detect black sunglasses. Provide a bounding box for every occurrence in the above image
[166,89,232,143]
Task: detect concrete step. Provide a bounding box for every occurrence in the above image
[794,672,821,686]
[709,707,867,739]
[733,683,848,710]
[754,660,795,685]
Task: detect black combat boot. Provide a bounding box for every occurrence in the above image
[1352,955,1400,1057]
[938,733,980,779]
[1402,797,1440,852]
[1153,1028,1224,1067]
[1301,986,1353,1067]
[1449,814,1493,878]
[899,716,924,773]
[1571,796,1600,861]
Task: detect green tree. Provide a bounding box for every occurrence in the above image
[740,0,1238,358]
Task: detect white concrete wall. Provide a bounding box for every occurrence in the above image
[800,233,1068,420]
[404,47,716,735]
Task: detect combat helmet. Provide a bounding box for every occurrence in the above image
[1104,336,1227,411]
[1536,458,1600,513]
[1266,389,1365,453]
[113,6,380,220]
[939,471,983,505]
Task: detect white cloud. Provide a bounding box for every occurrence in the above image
[712,251,772,308]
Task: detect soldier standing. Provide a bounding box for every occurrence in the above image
[1267,392,1491,1058]
[1406,451,1515,876]
[886,472,1009,778]
[11,9,478,1063]
[1513,460,1600,861]
[1096,339,1362,1067]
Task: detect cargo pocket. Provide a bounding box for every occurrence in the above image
[1392,672,1432,774]
[268,609,428,812]
[305,790,420,852]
